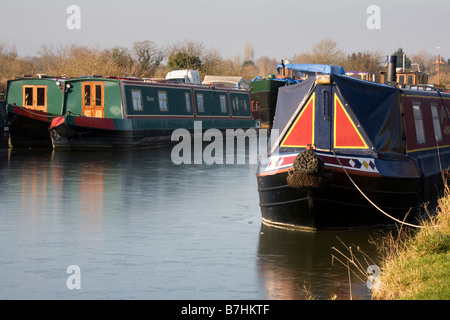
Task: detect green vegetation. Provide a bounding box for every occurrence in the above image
[392,47,411,69]
[372,186,450,300]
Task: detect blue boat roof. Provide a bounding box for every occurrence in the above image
[251,76,301,84]
[277,63,345,75]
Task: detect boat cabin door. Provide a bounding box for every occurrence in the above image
[82,82,104,118]
[314,85,333,151]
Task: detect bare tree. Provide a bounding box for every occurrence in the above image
[410,50,434,73]
[201,48,223,75]
[344,51,384,74]
[243,40,255,64]
[311,38,346,65]
[167,40,204,71]
[133,40,164,77]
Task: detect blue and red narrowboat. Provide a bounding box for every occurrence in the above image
[257,70,450,230]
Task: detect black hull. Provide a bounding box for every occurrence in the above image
[257,169,429,230]
[8,113,52,148]
[50,124,175,150]
[0,124,9,149]
[50,122,261,150]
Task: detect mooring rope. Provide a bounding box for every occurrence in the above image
[331,150,424,229]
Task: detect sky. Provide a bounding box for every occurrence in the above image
[0,0,449,63]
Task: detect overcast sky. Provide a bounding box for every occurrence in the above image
[1,0,449,62]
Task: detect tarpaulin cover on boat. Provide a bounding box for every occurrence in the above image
[270,77,316,147]
[270,74,406,155]
[333,75,405,155]
[276,64,346,75]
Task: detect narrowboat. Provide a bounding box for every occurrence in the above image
[6,73,259,150]
[257,68,450,230]
[250,62,344,129]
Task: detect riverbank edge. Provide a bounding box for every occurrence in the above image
[372,185,450,300]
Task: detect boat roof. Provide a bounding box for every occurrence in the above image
[271,74,405,156]
[277,63,345,75]
[202,76,250,89]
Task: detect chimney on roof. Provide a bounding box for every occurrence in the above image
[387,55,397,83]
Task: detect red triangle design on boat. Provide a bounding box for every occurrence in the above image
[334,94,368,149]
[281,93,315,148]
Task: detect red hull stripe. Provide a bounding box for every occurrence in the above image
[73,117,116,130]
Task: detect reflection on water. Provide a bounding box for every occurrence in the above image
[258,224,381,300]
[0,146,382,300]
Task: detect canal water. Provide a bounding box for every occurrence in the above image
[0,143,383,300]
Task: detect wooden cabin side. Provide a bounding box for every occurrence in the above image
[6,78,64,115]
[64,78,123,119]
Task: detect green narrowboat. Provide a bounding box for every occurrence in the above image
[6,74,259,149]
[250,76,291,129]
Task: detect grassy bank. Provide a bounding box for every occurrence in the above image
[372,187,450,300]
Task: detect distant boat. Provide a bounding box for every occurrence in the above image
[250,62,344,129]
[5,71,260,150]
[257,69,450,230]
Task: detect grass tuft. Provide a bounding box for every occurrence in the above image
[371,185,450,300]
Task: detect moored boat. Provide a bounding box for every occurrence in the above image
[257,68,450,230]
[6,72,259,150]
[6,75,62,148]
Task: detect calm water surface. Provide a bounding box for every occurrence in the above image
[0,145,382,300]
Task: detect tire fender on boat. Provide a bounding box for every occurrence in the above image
[287,146,330,189]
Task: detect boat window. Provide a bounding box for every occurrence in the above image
[36,87,46,106]
[158,91,168,111]
[197,94,205,112]
[220,95,227,113]
[413,102,425,144]
[131,90,143,111]
[24,87,33,106]
[232,96,239,111]
[84,84,91,106]
[95,84,102,106]
[431,103,442,141]
[242,98,248,111]
[185,92,191,112]
[23,85,47,110]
